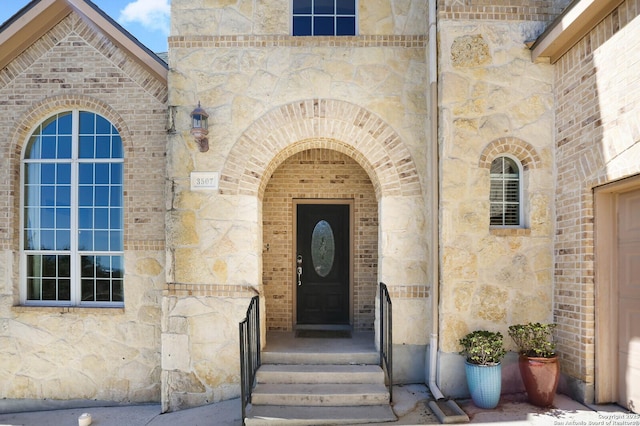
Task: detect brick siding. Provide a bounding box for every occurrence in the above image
[263,149,378,331]
[554,0,640,388]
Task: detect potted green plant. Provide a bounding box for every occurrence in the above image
[459,330,506,409]
[508,323,559,407]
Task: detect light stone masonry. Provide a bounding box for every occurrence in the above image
[437,18,555,384]
[165,0,432,410]
[5,0,635,415]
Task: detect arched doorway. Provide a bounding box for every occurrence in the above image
[262,148,378,332]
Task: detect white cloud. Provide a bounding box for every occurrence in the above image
[118,0,170,34]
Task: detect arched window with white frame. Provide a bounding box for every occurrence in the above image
[22,110,124,306]
[489,155,523,227]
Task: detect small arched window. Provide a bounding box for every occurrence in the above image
[22,111,124,306]
[489,156,522,227]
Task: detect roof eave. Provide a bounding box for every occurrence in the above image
[531,0,625,63]
[0,0,167,83]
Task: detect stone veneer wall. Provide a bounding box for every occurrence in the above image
[263,149,378,332]
[166,0,431,410]
[553,0,640,403]
[437,15,556,396]
[0,13,167,403]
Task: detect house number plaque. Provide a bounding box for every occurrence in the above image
[190,172,219,190]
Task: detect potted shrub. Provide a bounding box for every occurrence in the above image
[508,323,559,407]
[459,330,506,409]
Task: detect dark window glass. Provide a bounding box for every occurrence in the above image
[336,17,355,35]
[293,16,312,36]
[314,0,334,14]
[57,163,71,185]
[337,0,356,14]
[112,136,123,158]
[293,0,356,36]
[27,277,41,300]
[57,208,71,228]
[314,16,334,35]
[294,0,312,14]
[79,136,94,158]
[96,116,111,134]
[58,136,72,159]
[41,136,56,159]
[41,208,55,228]
[96,136,111,159]
[57,113,72,135]
[79,163,94,185]
[42,279,56,300]
[41,116,57,135]
[95,164,110,184]
[79,112,94,134]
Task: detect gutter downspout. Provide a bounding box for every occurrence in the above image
[427,0,444,402]
[425,5,469,422]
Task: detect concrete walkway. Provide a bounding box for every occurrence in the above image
[0,385,635,426]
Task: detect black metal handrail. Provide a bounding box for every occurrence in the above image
[379,282,393,403]
[239,295,260,425]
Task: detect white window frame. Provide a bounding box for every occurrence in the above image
[291,0,358,36]
[489,154,524,228]
[20,110,124,307]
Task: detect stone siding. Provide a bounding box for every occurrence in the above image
[553,0,640,402]
[171,0,427,36]
[437,19,555,396]
[166,0,431,409]
[0,12,167,403]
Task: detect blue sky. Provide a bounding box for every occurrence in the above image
[0,0,170,53]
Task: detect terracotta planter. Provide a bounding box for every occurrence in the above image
[518,354,560,407]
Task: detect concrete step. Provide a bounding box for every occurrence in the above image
[255,364,385,384]
[245,404,397,425]
[251,383,390,406]
[261,350,379,365]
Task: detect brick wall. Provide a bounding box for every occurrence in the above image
[438,0,570,22]
[262,149,378,331]
[0,12,167,251]
[554,0,640,398]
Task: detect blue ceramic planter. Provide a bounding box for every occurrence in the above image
[465,361,502,409]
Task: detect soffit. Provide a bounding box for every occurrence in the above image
[0,0,167,82]
[531,0,624,63]
[531,0,625,63]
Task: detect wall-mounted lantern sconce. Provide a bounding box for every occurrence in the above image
[190,101,209,152]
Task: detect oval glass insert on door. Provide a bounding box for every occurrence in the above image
[311,220,335,277]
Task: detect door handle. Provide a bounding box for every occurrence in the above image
[296,255,303,286]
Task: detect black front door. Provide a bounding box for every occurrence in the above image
[296,203,350,326]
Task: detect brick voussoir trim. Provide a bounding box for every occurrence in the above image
[169,35,426,48]
[220,99,422,199]
[478,137,541,171]
[164,283,260,298]
[387,285,430,299]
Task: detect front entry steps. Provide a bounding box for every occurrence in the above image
[244,344,396,425]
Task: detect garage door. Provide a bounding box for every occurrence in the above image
[618,189,640,413]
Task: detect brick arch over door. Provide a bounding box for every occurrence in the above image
[219,99,422,200]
